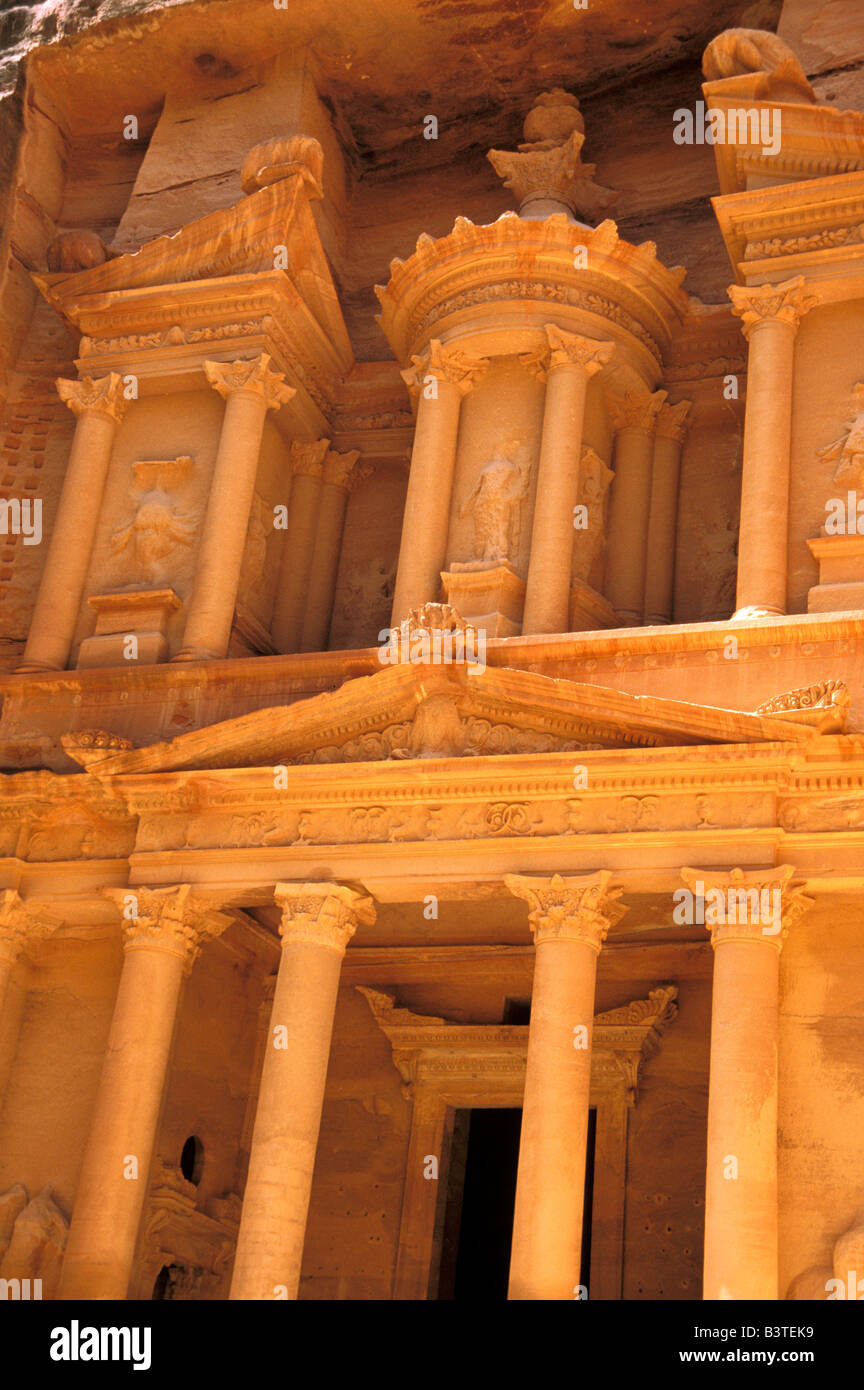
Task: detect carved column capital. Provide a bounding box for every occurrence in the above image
[400,338,489,398]
[0,889,58,968]
[204,354,295,411]
[680,865,812,950]
[728,276,817,339]
[323,449,370,492]
[521,326,614,381]
[289,438,329,479]
[611,387,667,434]
[56,372,128,425]
[274,882,377,953]
[103,884,233,971]
[504,871,627,951]
[654,398,692,443]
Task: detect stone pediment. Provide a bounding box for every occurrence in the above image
[60,662,836,776]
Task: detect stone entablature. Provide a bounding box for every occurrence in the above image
[377,213,689,383]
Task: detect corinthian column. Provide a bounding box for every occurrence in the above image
[230,882,376,1300]
[504,871,627,1300]
[174,355,294,662]
[643,399,692,625]
[522,326,614,635]
[17,374,127,673]
[270,439,328,654]
[604,389,667,625]
[301,450,370,653]
[390,339,488,625]
[58,885,231,1300]
[728,277,816,619]
[681,865,812,1301]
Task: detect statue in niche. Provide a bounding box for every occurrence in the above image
[111,457,198,584]
[572,447,614,584]
[459,448,531,565]
[816,382,864,490]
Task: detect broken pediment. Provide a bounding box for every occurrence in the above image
[60,663,842,776]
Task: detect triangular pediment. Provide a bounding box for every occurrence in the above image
[61,662,830,776]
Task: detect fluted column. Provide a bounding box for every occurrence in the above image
[681,866,811,1301]
[17,374,127,673]
[174,355,294,662]
[728,277,816,619]
[230,882,376,1300]
[301,450,370,653]
[504,871,627,1300]
[522,326,614,635]
[58,885,231,1300]
[643,399,692,625]
[604,389,666,625]
[391,339,489,625]
[271,440,328,654]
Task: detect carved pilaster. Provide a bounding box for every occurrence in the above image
[273,881,376,954]
[611,387,667,433]
[727,276,817,339]
[323,449,370,492]
[654,398,692,443]
[204,354,295,410]
[289,438,329,479]
[0,890,58,970]
[504,870,627,950]
[103,884,233,971]
[56,372,128,424]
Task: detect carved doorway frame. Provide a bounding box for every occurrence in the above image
[359,985,678,1301]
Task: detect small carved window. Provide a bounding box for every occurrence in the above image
[180,1135,204,1186]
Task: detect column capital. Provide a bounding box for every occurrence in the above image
[274,881,376,953]
[504,871,626,951]
[611,387,667,433]
[289,438,329,479]
[56,372,128,425]
[654,398,692,443]
[727,276,817,339]
[680,865,813,949]
[522,325,614,381]
[323,449,370,492]
[103,884,233,971]
[0,889,58,968]
[204,354,295,411]
[400,338,489,398]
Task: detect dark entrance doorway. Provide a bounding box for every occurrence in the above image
[437,1106,597,1299]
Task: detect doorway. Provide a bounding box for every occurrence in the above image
[436,1106,596,1299]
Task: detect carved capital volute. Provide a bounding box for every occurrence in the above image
[0,889,58,969]
[727,276,817,340]
[612,388,667,434]
[400,339,489,399]
[103,884,232,971]
[56,372,128,425]
[289,438,329,479]
[654,398,692,444]
[323,449,370,492]
[274,881,377,954]
[545,325,615,376]
[680,865,812,950]
[204,354,295,411]
[504,870,627,951]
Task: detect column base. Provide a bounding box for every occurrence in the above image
[171,646,222,663]
[14,659,63,674]
[731,605,786,621]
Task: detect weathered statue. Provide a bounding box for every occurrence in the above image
[460,453,531,564]
[111,490,198,579]
[817,382,864,489]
